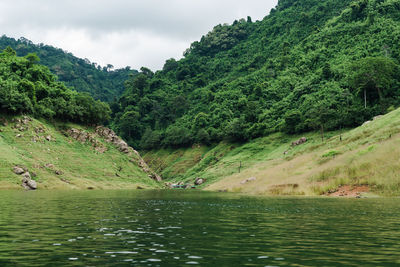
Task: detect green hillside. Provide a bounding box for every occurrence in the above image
[0,36,138,102]
[0,48,158,190]
[143,107,400,196]
[112,0,400,150]
[0,115,159,189]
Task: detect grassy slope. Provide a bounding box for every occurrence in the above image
[143,108,400,196]
[0,115,160,190]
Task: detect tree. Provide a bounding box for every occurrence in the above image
[349,57,397,108]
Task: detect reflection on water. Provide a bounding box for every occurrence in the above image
[0,190,399,266]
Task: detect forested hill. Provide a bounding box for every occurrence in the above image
[0,47,110,124]
[112,0,400,149]
[0,36,138,102]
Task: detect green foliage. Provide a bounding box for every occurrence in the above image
[0,36,138,102]
[113,0,400,149]
[0,48,110,124]
[349,57,398,107]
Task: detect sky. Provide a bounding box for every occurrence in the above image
[0,0,278,71]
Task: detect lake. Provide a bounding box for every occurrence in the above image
[0,190,399,266]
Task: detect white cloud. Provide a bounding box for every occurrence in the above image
[0,0,278,70]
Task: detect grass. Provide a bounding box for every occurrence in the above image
[143,107,400,196]
[0,115,160,190]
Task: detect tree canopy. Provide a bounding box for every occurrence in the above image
[0,47,111,124]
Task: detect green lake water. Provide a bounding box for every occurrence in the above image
[0,190,399,266]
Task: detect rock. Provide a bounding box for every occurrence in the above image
[291,137,307,146]
[45,163,54,169]
[21,172,37,190]
[92,126,163,181]
[45,135,52,141]
[13,166,25,175]
[16,134,22,138]
[55,170,63,175]
[22,172,31,180]
[26,179,37,190]
[241,177,257,184]
[194,177,206,185]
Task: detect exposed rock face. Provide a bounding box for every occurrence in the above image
[95,126,162,181]
[194,178,206,185]
[291,137,307,146]
[66,126,162,181]
[67,128,107,153]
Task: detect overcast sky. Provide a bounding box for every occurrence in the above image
[0,0,278,71]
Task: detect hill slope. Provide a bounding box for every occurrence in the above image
[0,115,160,190]
[0,36,137,102]
[113,0,400,149]
[143,107,400,196]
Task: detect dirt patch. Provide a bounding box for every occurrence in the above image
[327,185,369,198]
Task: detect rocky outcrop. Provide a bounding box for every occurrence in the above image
[66,126,162,181]
[13,165,37,190]
[194,178,206,185]
[67,128,107,153]
[95,126,162,181]
[291,137,307,146]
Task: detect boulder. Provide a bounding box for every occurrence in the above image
[45,135,52,142]
[21,173,37,190]
[26,179,37,190]
[13,166,25,175]
[22,172,31,180]
[291,137,307,146]
[194,178,206,185]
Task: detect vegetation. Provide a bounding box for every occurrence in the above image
[0,36,137,102]
[112,0,400,149]
[0,115,159,189]
[0,47,111,124]
[143,107,400,196]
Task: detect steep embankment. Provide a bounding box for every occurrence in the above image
[0,115,160,190]
[143,108,400,197]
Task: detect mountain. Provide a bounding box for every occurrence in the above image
[0,49,159,190]
[0,35,138,102]
[112,0,400,149]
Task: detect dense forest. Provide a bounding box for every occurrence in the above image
[110,0,400,149]
[0,47,110,124]
[0,36,138,102]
